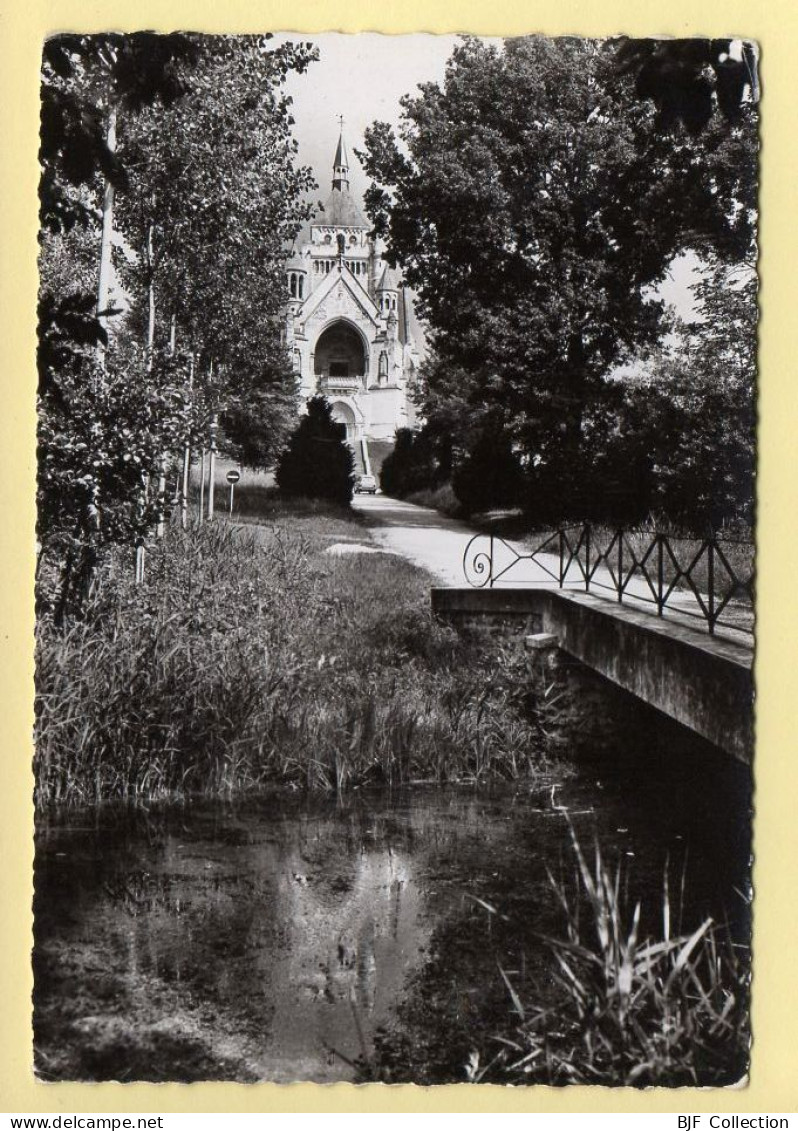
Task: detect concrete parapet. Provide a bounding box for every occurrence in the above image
[430,586,545,638]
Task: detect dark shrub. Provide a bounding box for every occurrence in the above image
[452,430,524,515]
[276,396,354,506]
[380,427,447,498]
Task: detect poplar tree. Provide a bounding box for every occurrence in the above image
[38,35,317,609]
[116,37,317,472]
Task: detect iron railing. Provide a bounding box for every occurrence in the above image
[462,525,754,637]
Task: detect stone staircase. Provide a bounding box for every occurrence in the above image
[351,438,370,477]
[351,443,366,476]
[366,440,393,480]
[351,438,394,483]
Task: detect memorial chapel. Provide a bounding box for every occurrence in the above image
[283,127,423,468]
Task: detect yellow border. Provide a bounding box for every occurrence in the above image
[2,0,796,1114]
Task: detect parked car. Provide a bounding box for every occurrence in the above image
[354,474,378,495]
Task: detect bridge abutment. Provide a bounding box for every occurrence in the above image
[432,587,753,763]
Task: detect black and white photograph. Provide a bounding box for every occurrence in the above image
[33,31,757,1087]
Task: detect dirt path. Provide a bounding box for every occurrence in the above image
[352,494,557,587]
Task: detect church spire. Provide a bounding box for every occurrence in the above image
[332,116,350,192]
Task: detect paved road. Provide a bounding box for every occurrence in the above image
[352,494,753,648]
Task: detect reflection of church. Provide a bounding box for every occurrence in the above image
[284,127,423,466]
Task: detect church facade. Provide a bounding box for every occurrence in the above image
[283,129,422,455]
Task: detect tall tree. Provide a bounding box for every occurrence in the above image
[614,37,759,131]
[649,258,757,529]
[38,35,317,610]
[359,36,757,519]
[38,33,198,605]
[115,36,317,469]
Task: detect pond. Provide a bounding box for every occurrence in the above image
[33,743,751,1084]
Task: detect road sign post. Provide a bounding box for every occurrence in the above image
[207,413,217,520]
[226,468,241,515]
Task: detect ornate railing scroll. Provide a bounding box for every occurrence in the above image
[463,525,754,637]
[462,531,562,589]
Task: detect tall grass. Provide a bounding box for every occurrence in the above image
[35,516,551,805]
[225,485,364,536]
[478,826,749,1086]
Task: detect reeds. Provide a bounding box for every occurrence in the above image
[35,515,550,805]
[482,826,749,1087]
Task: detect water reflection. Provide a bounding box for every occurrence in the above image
[34,764,750,1083]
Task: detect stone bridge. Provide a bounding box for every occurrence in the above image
[431,586,754,764]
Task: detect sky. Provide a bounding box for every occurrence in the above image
[271,33,466,203]
[271,32,700,322]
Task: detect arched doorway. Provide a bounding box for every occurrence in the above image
[329,400,357,444]
[314,320,367,388]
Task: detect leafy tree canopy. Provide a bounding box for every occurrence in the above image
[40,33,199,234]
[360,36,757,526]
[614,37,759,131]
[38,35,319,609]
[114,36,318,466]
